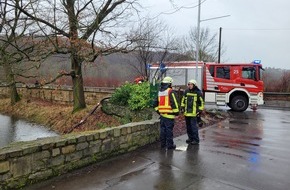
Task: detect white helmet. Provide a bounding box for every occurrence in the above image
[162,76,173,84]
[188,79,197,86]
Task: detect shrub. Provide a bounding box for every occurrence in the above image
[109,82,132,106]
[128,82,151,110]
[110,82,151,111]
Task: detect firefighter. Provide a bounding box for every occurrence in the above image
[153,76,179,150]
[134,76,144,84]
[194,84,204,128]
[181,79,204,145]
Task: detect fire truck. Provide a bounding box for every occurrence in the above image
[149,61,264,112]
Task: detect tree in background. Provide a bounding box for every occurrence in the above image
[279,71,290,92]
[0,0,47,105]
[180,27,224,62]
[12,0,141,112]
[129,17,179,80]
[263,68,290,92]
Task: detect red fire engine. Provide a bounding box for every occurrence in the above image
[149,61,264,112]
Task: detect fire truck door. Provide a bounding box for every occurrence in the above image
[214,66,234,92]
[238,66,263,93]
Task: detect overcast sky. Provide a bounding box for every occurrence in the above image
[141,0,290,70]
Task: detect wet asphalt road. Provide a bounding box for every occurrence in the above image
[25,108,290,190]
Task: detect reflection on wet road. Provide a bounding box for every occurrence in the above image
[25,109,290,190]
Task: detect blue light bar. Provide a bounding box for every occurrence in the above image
[253,60,261,64]
[146,64,152,69]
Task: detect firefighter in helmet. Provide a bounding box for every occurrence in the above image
[153,76,179,150]
[181,79,204,145]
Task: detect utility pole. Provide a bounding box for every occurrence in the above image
[195,0,201,78]
[218,27,222,63]
[195,0,229,73]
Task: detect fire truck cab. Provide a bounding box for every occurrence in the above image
[149,61,264,112]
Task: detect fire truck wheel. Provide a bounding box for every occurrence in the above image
[230,95,248,112]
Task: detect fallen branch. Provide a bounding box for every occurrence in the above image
[64,102,100,134]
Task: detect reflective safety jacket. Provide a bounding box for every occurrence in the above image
[181,87,204,117]
[154,87,179,119]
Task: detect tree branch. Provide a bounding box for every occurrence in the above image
[11,1,70,37]
[81,0,126,40]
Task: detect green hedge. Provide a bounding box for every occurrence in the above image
[110,82,152,111]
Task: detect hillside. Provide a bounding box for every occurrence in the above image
[0,51,184,87]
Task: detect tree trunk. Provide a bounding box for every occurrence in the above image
[3,62,20,105]
[66,0,86,112]
[71,53,86,112]
[10,84,20,105]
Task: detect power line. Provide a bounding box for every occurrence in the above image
[151,0,208,19]
[223,28,290,31]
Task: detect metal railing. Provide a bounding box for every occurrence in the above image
[264,92,290,100]
[264,92,290,96]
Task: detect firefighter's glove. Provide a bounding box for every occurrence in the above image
[180,107,185,114]
[197,110,203,116]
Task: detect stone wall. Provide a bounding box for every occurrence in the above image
[0,86,115,105]
[0,120,160,189]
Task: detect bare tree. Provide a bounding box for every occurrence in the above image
[181,27,224,62]
[0,0,48,104]
[262,68,290,92]
[129,17,179,80]
[279,71,290,92]
[10,0,140,112]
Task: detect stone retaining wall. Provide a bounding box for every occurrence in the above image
[0,86,115,105]
[0,120,160,189]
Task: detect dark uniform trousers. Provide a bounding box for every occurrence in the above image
[160,116,175,148]
[185,116,199,143]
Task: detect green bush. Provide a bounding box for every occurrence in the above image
[109,83,132,106]
[128,82,151,110]
[110,82,151,111]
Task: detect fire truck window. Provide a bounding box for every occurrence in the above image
[242,67,255,80]
[216,67,230,79]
